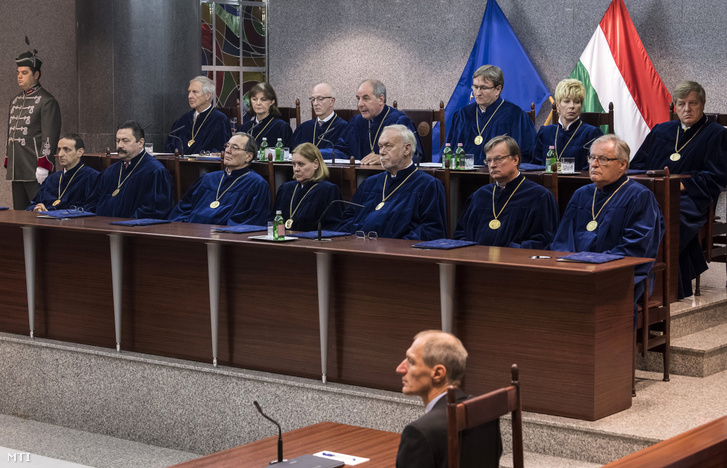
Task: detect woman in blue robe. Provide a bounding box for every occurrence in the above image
[272,143,342,232]
[533,79,603,170]
[236,82,292,151]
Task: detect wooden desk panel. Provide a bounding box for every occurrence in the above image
[171,421,401,468]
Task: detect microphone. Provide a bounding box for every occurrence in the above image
[168,125,186,156]
[316,199,364,242]
[253,401,284,464]
[317,135,339,162]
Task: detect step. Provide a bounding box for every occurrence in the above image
[670,297,727,339]
[500,451,601,468]
[637,322,727,377]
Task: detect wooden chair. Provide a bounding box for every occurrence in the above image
[634,169,672,396]
[527,102,536,125]
[551,101,615,134]
[396,101,446,162]
[447,364,523,468]
[278,99,301,128]
[217,98,242,128]
[336,108,360,122]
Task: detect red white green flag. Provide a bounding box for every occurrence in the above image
[569,0,671,154]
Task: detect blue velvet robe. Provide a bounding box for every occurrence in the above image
[533,120,603,169]
[27,163,99,211]
[447,99,536,165]
[333,105,423,162]
[236,114,293,148]
[290,114,348,150]
[164,107,232,155]
[454,174,559,249]
[88,150,173,219]
[631,115,727,297]
[550,175,665,310]
[271,179,342,231]
[169,166,270,226]
[337,164,446,240]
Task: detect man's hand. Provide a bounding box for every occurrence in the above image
[360,152,381,165]
[680,182,686,192]
[33,203,47,212]
[36,167,49,184]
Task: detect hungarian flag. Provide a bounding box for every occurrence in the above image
[570,0,671,155]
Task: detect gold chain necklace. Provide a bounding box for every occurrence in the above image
[209,170,250,209]
[53,164,85,207]
[188,108,213,147]
[670,122,704,162]
[313,114,337,148]
[113,153,145,197]
[376,168,418,211]
[474,100,504,145]
[285,182,319,228]
[368,107,391,153]
[587,178,629,231]
[489,175,526,230]
[554,120,582,158]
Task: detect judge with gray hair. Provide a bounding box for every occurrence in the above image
[164,75,232,155]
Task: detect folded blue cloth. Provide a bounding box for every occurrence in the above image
[627,169,647,175]
[412,239,477,250]
[519,163,546,172]
[557,252,625,263]
[211,224,267,233]
[38,209,96,218]
[292,230,351,239]
[0,207,9,210]
[109,219,172,226]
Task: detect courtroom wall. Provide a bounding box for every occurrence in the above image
[270,0,727,121]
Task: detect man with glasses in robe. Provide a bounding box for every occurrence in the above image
[290,83,348,154]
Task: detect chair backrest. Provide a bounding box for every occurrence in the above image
[527,102,536,125]
[336,108,360,122]
[447,364,523,468]
[397,101,446,162]
[217,98,242,128]
[551,101,614,134]
[278,99,301,128]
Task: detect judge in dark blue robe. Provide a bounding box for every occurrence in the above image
[533,79,603,170]
[27,135,99,212]
[290,83,348,151]
[235,82,292,149]
[272,142,342,231]
[446,65,536,166]
[631,81,727,298]
[454,136,559,249]
[334,79,423,163]
[551,135,665,315]
[164,76,232,155]
[88,121,173,219]
[337,125,446,240]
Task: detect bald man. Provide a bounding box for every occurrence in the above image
[290,82,348,154]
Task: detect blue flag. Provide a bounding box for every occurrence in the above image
[433,0,550,158]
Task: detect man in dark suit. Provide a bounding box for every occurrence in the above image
[395,330,502,468]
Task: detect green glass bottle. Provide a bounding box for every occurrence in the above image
[273,210,285,240]
[545,146,556,173]
[259,137,269,161]
[275,138,284,162]
[442,143,453,169]
[454,143,465,170]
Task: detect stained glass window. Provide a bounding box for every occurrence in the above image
[201,1,267,112]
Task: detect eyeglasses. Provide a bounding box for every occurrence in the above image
[471,84,497,92]
[355,230,378,240]
[587,155,619,165]
[223,143,246,152]
[309,96,333,103]
[485,155,513,165]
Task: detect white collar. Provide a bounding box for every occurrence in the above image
[194,104,212,120]
[317,112,334,124]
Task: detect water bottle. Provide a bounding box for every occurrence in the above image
[259,137,269,161]
[273,210,285,240]
[275,138,284,162]
[546,146,556,173]
[442,143,453,169]
[454,143,465,170]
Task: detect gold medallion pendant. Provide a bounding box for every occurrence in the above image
[586,220,598,231]
[112,188,120,197]
[52,199,61,207]
[209,200,220,209]
[489,219,501,230]
[285,219,293,229]
[474,135,483,146]
[375,201,385,211]
[187,139,195,147]
[670,152,681,162]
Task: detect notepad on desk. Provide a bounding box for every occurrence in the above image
[556,252,624,264]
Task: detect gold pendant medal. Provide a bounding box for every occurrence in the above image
[586,220,598,231]
[112,188,120,197]
[209,200,220,209]
[670,152,681,162]
[188,139,195,147]
[285,219,293,229]
[474,135,483,145]
[52,199,61,207]
[375,202,385,211]
[489,219,501,230]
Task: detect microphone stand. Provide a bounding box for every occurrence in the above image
[253,401,284,465]
[315,199,364,242]
[168,125,186,157]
